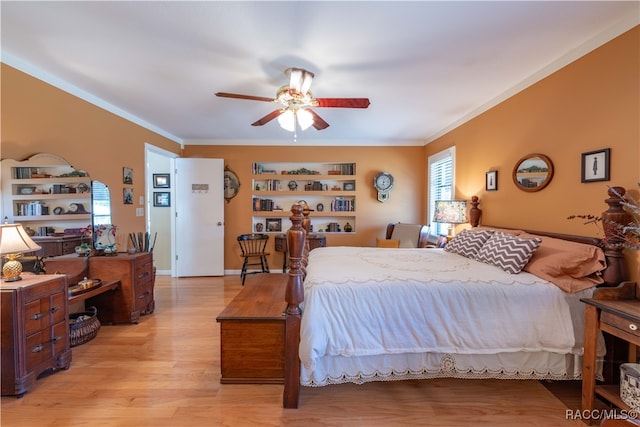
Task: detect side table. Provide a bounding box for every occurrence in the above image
[581,281,640,425]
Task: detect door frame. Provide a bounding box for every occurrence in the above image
[145,143,179,276]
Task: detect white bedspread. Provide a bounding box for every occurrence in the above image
[300,247,584,375]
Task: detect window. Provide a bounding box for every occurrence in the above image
[91,180,111,225]
[428,147,455,237]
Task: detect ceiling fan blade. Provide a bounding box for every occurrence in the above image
[314,98,371,108]
[308,109,330,130]
[215,92,274,103]
[251,109,283,126]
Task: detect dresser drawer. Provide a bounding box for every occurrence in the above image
[25,330,49,370]
[601,311,640,339]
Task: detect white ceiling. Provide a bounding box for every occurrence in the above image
[1,1,638,146]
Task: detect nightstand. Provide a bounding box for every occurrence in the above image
[581,281,640,425]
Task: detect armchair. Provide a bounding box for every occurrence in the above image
[384,223,432,248]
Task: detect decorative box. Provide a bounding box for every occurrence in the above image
[620,363,640,409]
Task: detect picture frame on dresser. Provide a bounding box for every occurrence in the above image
[581,148,610,183]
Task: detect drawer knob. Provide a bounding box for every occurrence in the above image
[32,345,43,353]
[31,313,43,320]
[629,324,638,331]
[51,306,60,313]
[53,336,62,343]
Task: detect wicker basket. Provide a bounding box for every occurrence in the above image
[69,306,101,347]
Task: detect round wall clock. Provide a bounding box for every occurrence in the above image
[373,172,394,202]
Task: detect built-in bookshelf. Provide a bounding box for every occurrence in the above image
[1,153,92,236]
[251,162,357,234]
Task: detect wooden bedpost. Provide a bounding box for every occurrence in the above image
[469,196,481,227]
[301,203,312,234]
[283,204,306,408]
[601,186,631,286]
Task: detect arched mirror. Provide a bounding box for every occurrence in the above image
[91,180,111,226]
[512,153,554,192]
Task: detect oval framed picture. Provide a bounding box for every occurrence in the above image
[316,203,324,212]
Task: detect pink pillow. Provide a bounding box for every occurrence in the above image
[520,233,606,293]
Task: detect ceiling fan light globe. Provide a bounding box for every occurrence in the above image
[297,109,314,131]
[278,109,296,132]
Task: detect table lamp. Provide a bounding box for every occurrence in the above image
[433,200,468,238]
[0,222,42,282]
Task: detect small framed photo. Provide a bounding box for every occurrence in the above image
[123,167,133,185]
[123,188,133,205]
[582,148,610,183]
[153,173,170,188]
[266,218,282,232]
[343,182,355,191]
[153,192,171,207]
[436,235,448,248]
[486,170,498,191]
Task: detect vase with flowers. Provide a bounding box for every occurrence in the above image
[568,185,639,284]
[568,185,639,250]
[75,224,93,256]
[94,224,118,255]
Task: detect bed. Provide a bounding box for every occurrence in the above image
[282,188,630,408]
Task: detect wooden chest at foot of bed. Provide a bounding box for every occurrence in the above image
[216,274,287,384]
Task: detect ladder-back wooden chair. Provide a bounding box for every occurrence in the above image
[237,233,270,285]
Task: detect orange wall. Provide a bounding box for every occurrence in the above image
[425,26,639,280]
[182,145,426,271]
[1,63,182,245]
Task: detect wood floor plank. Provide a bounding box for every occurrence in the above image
[1,274,587,426]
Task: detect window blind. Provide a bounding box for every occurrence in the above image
[91,181,112,225]
[428,147,455,237]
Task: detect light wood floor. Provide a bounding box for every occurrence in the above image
[1,274,590,426]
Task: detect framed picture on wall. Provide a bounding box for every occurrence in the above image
[123,188,133,205]
[486,170,498,191]
[123,167,133,185]
[581,148,610,183]
[153,173,170,188]
[266,218,282,232]
[153,192,171,207]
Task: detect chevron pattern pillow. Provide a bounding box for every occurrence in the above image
[444,229,494,258]
[475,232,542,274]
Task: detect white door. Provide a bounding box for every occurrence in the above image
[174,158,224,276]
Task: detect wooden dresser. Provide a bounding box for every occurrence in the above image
[45,252,155,324]
[32,235,82,257]
[1,274,72,397]
[216,273,287,384]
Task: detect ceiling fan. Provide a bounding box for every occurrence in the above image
[215,68,370,132]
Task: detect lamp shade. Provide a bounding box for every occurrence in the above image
[0,223,42,255]
[433,200,468,224]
